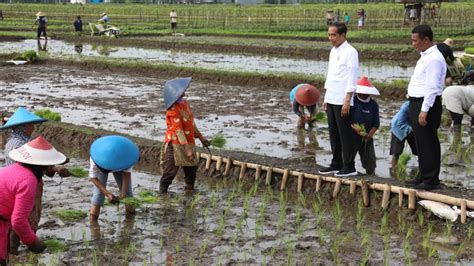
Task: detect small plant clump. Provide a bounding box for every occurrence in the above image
[69,167,88,178]
[311,112,327,122]
[45,239,67,253]
[464,47,474,55]
[34,108,61,122]
[210,135,226,148]
[53,209,87,222]
[137,189,159,203]
[352,123,367,137]
[12,50,38,62]
[120,197,142,208]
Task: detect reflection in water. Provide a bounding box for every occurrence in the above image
[74,43,83,55]
[296,128,319,156]
[91,44,118,56]
[37,39,47,52]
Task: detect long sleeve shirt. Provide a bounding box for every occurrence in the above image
[0,163,39,246]
[351,96,380,132]
[407,45,447,112]
[164,99,196,145]
[324,41,359,106]
[391,101,412,141]
[4,129,31,167]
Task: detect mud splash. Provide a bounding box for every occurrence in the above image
[0,39,414,81]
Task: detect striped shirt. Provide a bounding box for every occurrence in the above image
[4,128,31,166]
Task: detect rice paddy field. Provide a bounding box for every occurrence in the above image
[1,1,474,265]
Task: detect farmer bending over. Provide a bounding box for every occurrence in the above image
[0,136,67,265]
[1,107,69,255]
[389,101,418,171]
[289,84,320,131]
[89,135,140,222]
[160,77,209,194]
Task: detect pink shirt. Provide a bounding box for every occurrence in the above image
[0,163,39,245]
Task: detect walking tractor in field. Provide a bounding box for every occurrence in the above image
[89,23,121,38]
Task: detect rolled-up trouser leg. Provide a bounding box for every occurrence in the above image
[160,145,179,192]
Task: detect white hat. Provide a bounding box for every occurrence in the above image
[36,11,45,17]
[9,136,67,166]
[443,38,454,47]
[356,76,380,96]
[101,12,107,16]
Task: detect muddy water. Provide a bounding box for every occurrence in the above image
[0,39,414,81]
[3,154,473,265]
[1,65,473,188]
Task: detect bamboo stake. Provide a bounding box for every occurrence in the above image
[349,181,356,196]
[315,176,322,192]
[216,156,223,171]
[280,169,289,191]
[265,167,272,185]
[461,200,467,224]
[381,184,391,210]
[332,179,342,198]
[361,180,370,207]
[408,190,416,210]
[196,152,200,161]
[205,154,212,170]
[255,165,262,182]
[239,163,247,181]
[297,173,304,193]
[224,157,232,176]
[398,189,404,208]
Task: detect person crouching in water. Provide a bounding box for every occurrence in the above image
[0,136,67,265]
[89,135,140,222]
[350,76,380,176]
[1,107,69,255]
[160,77,210,194]
[289,84,320,131]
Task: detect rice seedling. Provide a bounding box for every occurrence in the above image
[286,240,294,265]
[34,108,61,122]
[403,227,414,265]
[210,135,226,148]
[417,209,425,227]
[311,196,325,227]
[352,123,367,137]
[277,191,288,233]
[331,200,344,231]
[13,50,38,62]
[45,239,67,253]
[361,243,372,266]
[137,189,159,203]
[396,153,411,179]
[69,167,88,178]
[397,212,407,234]
[120,197,142,208]
[311,111,327,122]
[445,221,453,239]
[356,198,365,232]
[53,209,87,222]
[199,240,208,258]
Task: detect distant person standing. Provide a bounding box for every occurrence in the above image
[409,8,417,24]
[74,16,83,34]
[357,8,365,29]
[344,12,350,25]
[170,9,177,34]
[33,11,47,40]
[319,22,359,177]
[405,25,447,190]
[0,10,4,20]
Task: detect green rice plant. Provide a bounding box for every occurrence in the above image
[286,241,294,265]
[397,211,407,234]
[403,227,414,265]
[277,191,288,233]
[467,223,473,240]
[331,200,344,231]
[352,123,367,137]
[417,209,425,227]
[380,212,390,235]
[45,239,67,253]
[138,189,159,203]
[356,198,365,232]
[210,135,226,148]
[69,167,88,178]
[396,152,411,179]
[120,197,142,208]
[21,50,38,62]
[361,243,372,266]
[34,108,61,122]
[53,209,87,222]
[198,240,208,258]
[464,47,474,54]
[311,112,327,122]
[445,221,453,239]
[422,222,433,249]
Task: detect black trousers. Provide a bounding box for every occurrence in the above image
[354,137,376,174]
[326,103,356,170]
[389,132,418,157]
[160,145,197,191]
[408,96,442,184]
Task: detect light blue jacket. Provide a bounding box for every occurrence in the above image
[391,101,412,141]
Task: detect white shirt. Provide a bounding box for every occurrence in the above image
[170,12,177,23]
[324,41,359,105]
[407,45,447,112]
[89,157,132,179]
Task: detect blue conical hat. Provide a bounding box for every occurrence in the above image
[163,77,192,109]
[90,135,140,172]
[1,107,47,130]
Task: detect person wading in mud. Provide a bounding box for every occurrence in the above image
[405,25,446,191]
[0,136,67,266]
[1,107,70,255]
[319,22,359,177]
[33,11,47,40]
[88,135,140,222]
[289,84,320,131]
[160,77,210,194]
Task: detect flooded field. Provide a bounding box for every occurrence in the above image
[0,64,473,188]
[0,39,414,81]
[2,154,473,265]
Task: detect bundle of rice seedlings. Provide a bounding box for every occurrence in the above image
[120,197,142,208]
[53,209,87,222]
[22,50,38,62]
[311,112,327,122]
[69,167,88,178]
[352,123,367,137]
[210,135,226,148]
[138,189,159,203]
[34,108,61,122]
[45,239,67,253]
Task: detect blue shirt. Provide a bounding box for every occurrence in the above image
[351,96,380,132]
[391,101,412,141]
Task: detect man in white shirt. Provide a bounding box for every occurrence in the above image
[405,25,447,190]
[319,22,359,177]
[170,9,177,34]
